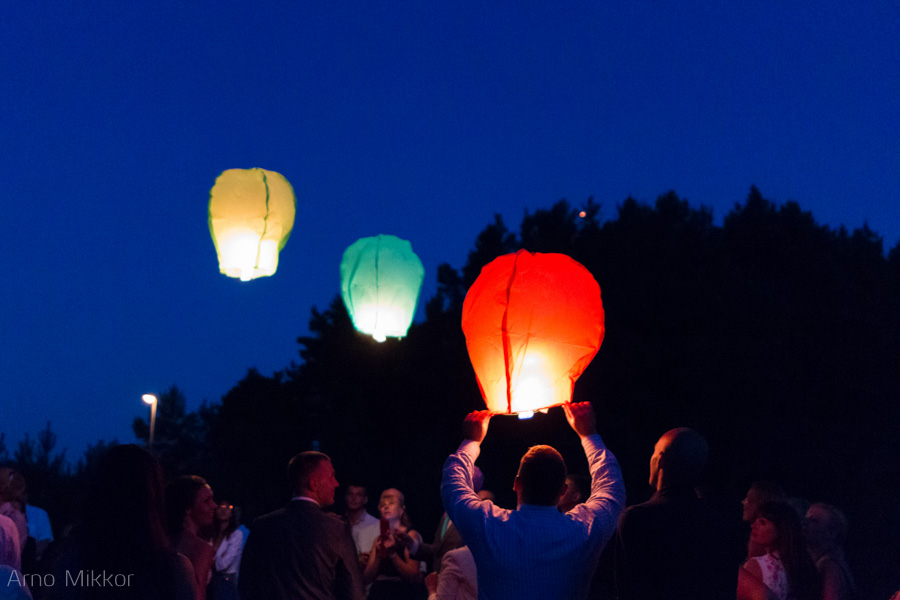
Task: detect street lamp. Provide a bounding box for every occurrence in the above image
[142,394,158,450]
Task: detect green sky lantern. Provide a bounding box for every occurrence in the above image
[340,234,425,342]
[208,168,296,281]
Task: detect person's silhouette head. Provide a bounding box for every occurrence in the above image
[514,445,567,506]
[648,428,708,490]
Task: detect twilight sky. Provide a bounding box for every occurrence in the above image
[1,2,898,459]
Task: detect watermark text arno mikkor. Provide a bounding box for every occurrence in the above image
[8,570,135,588]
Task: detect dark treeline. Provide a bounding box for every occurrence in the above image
[9,187,900,597]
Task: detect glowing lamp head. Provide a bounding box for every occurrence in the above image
[208,168,296,281]
[340,234,425,341]
[142,394,157,405]
[462,250,604,416]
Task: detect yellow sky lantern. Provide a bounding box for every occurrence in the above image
[208,168,296,281]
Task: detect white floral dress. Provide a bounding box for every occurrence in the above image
[749,552,788,600]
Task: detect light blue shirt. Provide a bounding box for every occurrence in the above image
[25,505,52,542]
[441,434,624,600]
[350,511,380,555]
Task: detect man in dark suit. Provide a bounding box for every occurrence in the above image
[615,428,743,600]
[239,451,365,600]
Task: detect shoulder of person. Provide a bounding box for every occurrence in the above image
[618,500,654,523]
[406,529,423,544]
[249,506,291,529]
[179,532,213,555]
[742,555,764,577]
[443,545,472,561]
[320,511,355,535]
[326,511,347,524]
[174,552,197,596]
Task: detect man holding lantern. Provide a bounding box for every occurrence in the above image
[441,401,625,600]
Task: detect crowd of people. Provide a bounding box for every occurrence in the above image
[0,403,886,599]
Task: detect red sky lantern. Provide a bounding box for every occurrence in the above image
[462,250,604,417]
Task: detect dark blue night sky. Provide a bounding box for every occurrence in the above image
[2,2,898,457]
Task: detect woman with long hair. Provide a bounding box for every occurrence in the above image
[48,444,193,599]
[165,476,216,600]
[738,501,819,600]
[364,488,425,600]
[207,501,243,600]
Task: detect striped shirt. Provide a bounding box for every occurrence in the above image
[442,435,624,600]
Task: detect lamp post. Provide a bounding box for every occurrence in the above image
[142,394,158,450]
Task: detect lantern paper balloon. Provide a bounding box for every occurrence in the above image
[208,168,296,281]
[462,250,604,415]
[340,234,425,342]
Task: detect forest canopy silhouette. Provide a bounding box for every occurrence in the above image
[204,186,899,595]
[8,187,899,596]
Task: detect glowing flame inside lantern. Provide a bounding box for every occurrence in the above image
[350,303,411,343]
[217,229,279,281]
[486,350,557,415]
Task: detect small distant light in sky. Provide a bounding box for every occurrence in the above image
[579,211,587,218]
[141,394,157,405]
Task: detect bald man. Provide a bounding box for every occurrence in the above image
[615,428,742,600]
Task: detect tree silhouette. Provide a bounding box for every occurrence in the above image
[197,188,899,595]
[20,186,884,596]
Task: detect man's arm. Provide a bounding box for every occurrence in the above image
[442,412,491,521]
[335,520,366,600]
[395,523,437,562]
[563,403,626,537]
[191,540,215,600]
[440,412,496,552]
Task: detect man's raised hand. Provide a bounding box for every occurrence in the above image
[463,410,492,444]
[563,402,598,438]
